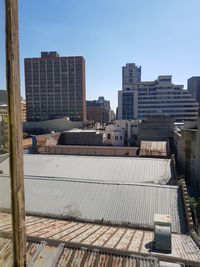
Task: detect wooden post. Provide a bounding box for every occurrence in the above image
[5,0,26,266]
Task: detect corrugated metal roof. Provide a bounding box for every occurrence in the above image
[140,141,168,157]
[0,176,186,233]
[0,213,199,265]
[0,154,173,184]
[0,237,160,266]
[0,153,8,164]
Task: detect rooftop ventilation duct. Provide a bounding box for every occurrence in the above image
[154,214,172,252]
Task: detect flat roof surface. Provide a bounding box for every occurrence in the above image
[0,212,199,265]
[0,154,172,184]
[0,176,186,233]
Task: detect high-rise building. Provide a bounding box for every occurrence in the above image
[21,99,27,122]
[188,77,200,105]
[25,51,86,122]
[118,63,199,121]
[122,63,141,90]
[86,96,111,123]
[0,90,7,105]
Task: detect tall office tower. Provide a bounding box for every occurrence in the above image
[188,77,200,105]
[25,51,86,122]
[122,63,141,90]
[118,64,199,121]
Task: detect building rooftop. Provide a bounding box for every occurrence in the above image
[0,175,186,233]
[0,236,161,266]
[0,212,199,265]
[0,154,173,185]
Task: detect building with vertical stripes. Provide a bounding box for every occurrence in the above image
[25,52,86,122]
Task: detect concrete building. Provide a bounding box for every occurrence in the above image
[21,99,27,122]
[174,112,200,194]
[188,76,200,105]
[58,129,104,146]
[104,123,125,146]
[118,64,199,121]
[0,90,7,105]
[138,116,174,144]
[86,96,111,123]
[25,51,86,122]
[105,119,140,146]
[0,105,8,153]
[122,63,141,89]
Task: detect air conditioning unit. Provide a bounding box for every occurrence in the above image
[154,214,172,252]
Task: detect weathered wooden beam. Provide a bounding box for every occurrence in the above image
[5,0,26,266]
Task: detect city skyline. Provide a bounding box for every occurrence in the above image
[1,0,200,111]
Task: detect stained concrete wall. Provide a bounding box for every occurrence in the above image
[175,119,200,193]
[38,145,139,157]
[138,116,174,143]
[58,132,104,146]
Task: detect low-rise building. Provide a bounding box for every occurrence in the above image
[174,112,200,193]
[138,115,174,144]
[104,119,140,146]
[59,128,104,146]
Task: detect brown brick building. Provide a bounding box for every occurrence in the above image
[86,97,111,123]
[25,51,86,122]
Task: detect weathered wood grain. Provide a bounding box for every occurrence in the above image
[5,0,26,266]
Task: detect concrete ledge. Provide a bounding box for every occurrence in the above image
[180,178,200,247]
[38,145,139,157]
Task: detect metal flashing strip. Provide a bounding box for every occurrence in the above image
[27,241,47,267]
[48,243,65,267]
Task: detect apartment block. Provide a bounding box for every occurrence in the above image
[118,64,199,122]
[25,51,86,122]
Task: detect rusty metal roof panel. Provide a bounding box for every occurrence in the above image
[0,176,186,233]
[139,141,168,157]
[0,237,160,266]
[56,247,159,267]
[0,154,172,184]
[1,216,200,264]
[0,237,13,266]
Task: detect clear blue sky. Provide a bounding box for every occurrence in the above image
[1,0,200,110]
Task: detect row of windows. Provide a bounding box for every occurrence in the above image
[139,100,198,104]
[138,109,198,113]
[138,96,195,100]
[138,105,198,108]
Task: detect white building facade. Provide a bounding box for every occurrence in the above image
[104,120,140,146]
[118,64,199,122]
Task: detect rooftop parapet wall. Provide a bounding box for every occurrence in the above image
[38,145,139,157]
[179,179,200,248]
